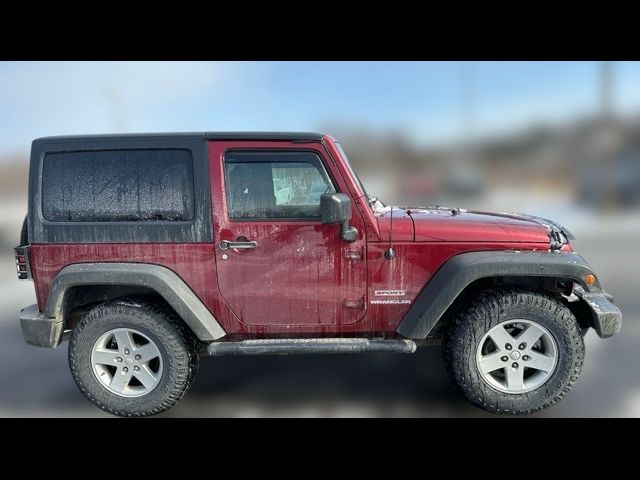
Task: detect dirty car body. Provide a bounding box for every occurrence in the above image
[15,132,622,416]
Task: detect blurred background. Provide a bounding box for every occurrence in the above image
[0,61,638,417]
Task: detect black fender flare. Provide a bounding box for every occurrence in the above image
[45,263,226,341]
[396,250,601,339]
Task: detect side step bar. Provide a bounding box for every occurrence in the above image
[206,338,417,356]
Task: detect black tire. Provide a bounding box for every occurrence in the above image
[68,298,200,417]
[442,288,585,414]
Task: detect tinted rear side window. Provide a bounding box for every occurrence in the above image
[42,149,195,222]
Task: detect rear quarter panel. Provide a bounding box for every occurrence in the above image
[27,243,241,332]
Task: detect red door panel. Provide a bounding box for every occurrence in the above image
[209,141,368,329]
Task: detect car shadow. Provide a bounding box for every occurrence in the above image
[169,346,486,417]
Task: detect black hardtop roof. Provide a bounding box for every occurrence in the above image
[33,131,325,145]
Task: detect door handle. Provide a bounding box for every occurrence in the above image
[219,240,258,250]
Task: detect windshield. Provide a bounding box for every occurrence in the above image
[335,142,386,211]
[335,142,368,198]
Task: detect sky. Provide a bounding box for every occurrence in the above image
[1,61,640,157]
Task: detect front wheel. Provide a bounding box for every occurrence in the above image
[68,298,199,417]
[443,289,585,414]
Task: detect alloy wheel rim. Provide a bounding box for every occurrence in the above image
[91,328,163,398]
[475,319,558,394]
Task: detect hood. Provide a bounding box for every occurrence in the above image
[377,206,567,246]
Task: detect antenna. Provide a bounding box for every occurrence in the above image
[385,207,396,260]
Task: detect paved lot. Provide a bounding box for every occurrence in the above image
[0,230,637,417]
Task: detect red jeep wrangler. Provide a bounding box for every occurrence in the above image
[15,132,622,416]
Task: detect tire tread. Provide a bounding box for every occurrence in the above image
[442,288,585,415]
[68,297,199,417]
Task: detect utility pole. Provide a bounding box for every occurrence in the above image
[453,61,484,201]
[597,61,618,210]
[600,61,614,121]
[460,61,474,155]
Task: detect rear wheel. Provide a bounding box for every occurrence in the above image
[443,289,585,414]
[68,298,199,417]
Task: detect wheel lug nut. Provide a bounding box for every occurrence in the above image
[134,354,141,360]
[523,355,530,361]
[123,367,128,372]
[134,366,140,371]
[519,343,526,350]
[124,349,130,355]
[116,357,123,362]
[512,362,519,368]
[501,356,508,362]
[505,344,512,350]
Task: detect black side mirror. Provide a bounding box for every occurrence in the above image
[320,193,358,243]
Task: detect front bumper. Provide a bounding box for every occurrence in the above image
[574,287,622,338]
[19,304,63,348]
